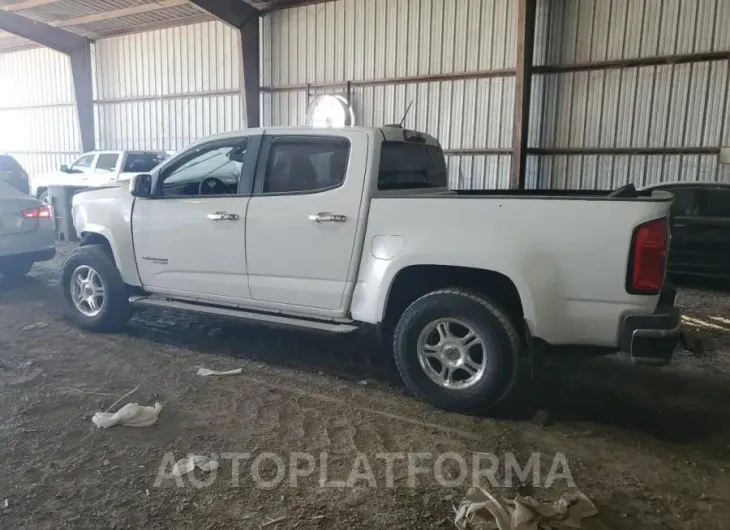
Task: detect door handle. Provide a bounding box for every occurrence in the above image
[308,212,347,223]
[207,212,239,221]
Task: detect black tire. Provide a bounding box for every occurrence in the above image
[393,288,521,413]
[0,260,33,278]
[60,244,130,332]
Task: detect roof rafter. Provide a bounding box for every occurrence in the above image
[1,0,59,12]
[54,0,190,28]
[0,9,86,53]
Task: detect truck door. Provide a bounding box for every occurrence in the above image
[87,152,120,186]
[245,130,368,312]
[132,135,258,302]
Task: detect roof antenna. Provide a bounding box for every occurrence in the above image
[399,100,414,127]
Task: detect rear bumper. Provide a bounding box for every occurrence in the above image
[619,283,681,366]
[0,246,55,266]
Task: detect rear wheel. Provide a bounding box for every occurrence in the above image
[0,260,33,278]
[393,288,521,413]
[60,245,130,332]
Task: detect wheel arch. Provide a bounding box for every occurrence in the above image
[382,264,527,333]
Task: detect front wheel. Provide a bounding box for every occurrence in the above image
[60,245,131,332]
[393,288,521,413]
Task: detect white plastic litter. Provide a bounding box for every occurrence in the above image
[170,455,220,476]
[196,367,242,377]
[92,402,162,428]
[22,322,48,331]
[454,487,598,530]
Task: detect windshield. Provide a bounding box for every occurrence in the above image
[378,142,448,190]
[123,153,168,173]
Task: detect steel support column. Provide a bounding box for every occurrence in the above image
[69,44,95,152]
[190,0,261,128]
[0,10,95,152]
[510,0,537,190]
[239,16,260,128]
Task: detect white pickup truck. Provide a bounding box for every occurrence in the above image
[62,126,680,412]
[30,150,168,203]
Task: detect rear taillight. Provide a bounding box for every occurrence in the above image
[627,218,668,294]
[19,169,28,180]
[23,205,51,219]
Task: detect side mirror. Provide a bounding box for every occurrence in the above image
[60,164,69,173]
[130,173,153,198]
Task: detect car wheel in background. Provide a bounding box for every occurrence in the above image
[393,288,521,413]
[60,244,130,332]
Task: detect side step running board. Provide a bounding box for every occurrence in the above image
[129,296,358,333]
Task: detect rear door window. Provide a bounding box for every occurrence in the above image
[378,142,448,190]
[95,154,119,172]
[261,137,350,195]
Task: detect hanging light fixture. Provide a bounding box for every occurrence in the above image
[305,94,355,128]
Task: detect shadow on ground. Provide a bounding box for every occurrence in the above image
[126,308,730,450]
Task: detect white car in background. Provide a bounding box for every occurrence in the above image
[0,181,55,278]
[30,150,168,203]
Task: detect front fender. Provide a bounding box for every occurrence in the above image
[72,188,141,286]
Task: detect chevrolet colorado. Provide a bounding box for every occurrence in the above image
[62,126,680,412]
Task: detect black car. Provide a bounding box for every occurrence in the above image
[0,154,30,195]
[644,182,730,280]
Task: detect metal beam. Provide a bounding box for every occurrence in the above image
[190,0,260,128]
[188,0,258,28]
[510,0,537,190]
[55,0,188,28]
[2,0,59,12]
[240,16,260,127]
[0,11,94,152]
[69,44,95,153]
[0,9,86,53]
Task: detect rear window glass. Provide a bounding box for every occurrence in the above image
[0,156,21,172]
[378,142,448,190]
[123,152,167,173]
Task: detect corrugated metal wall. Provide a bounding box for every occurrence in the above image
[2,1,729,190]
[93,20,242,152]
[262,0,730,190]
[0,47,80,175]
[531,0,730,188]
[261,0,518,189]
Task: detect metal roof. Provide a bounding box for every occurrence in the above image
[0,0,319,53]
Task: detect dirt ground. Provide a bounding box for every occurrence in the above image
[1,243,730,529]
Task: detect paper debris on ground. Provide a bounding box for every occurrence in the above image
[22,322,48,331]
[170,455,220,476]
[92,402,162,428]
[454,487,598,530]
[196,367,243,377]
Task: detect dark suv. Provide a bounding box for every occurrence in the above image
[0,154,30,195]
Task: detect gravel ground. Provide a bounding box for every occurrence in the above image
[1,243,729,529]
